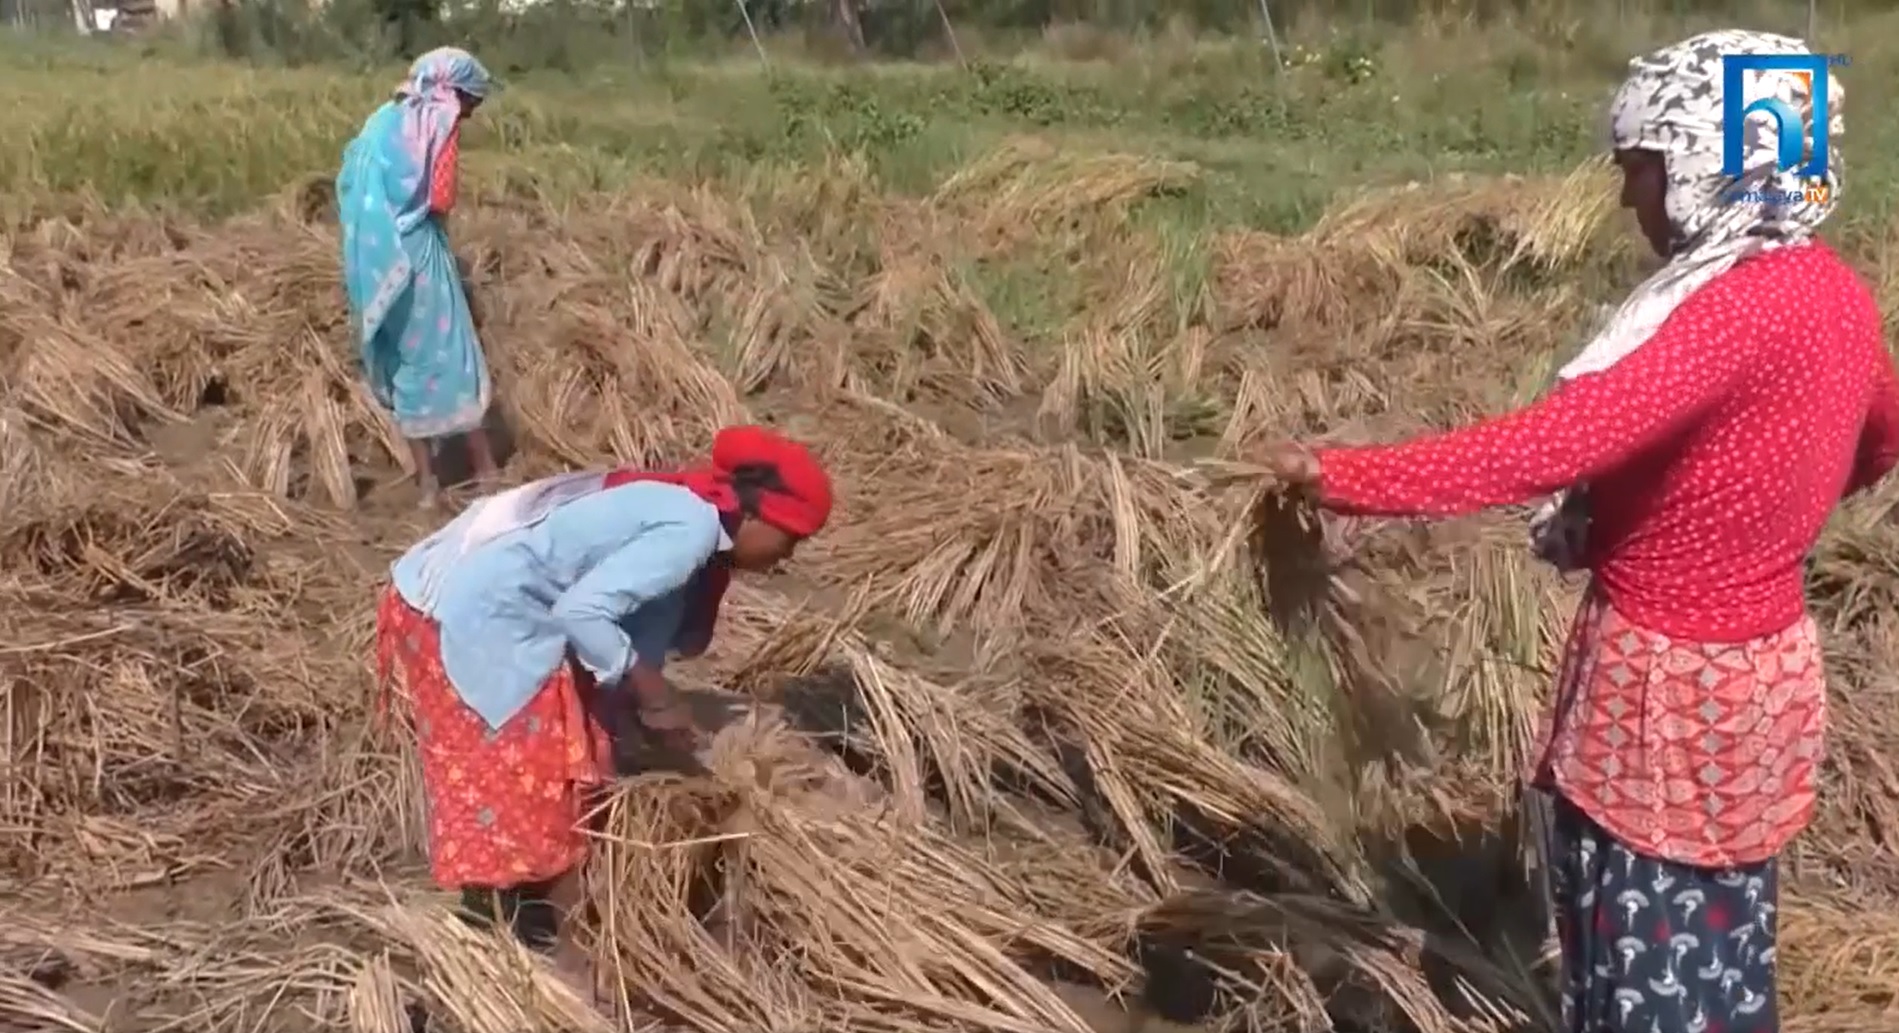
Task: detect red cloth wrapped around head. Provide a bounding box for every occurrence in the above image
[599,426,830,656]
[709,425,833,538]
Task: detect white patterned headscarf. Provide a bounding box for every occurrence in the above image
[1531,28,1844,570]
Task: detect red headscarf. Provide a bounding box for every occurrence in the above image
[708,424,833,537]
[602,425,833,649]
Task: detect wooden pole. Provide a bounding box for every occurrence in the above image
[1255,0,1286,99]
[732,0,768,67]
[934,0,965,68]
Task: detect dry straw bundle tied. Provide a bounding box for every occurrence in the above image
[1211,160,1616,336]
[728,585,1078,837]
[342,901,621,1033]
[584,717,1139,1033]
[818,439,1230,642]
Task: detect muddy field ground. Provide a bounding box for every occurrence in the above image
[5,10,1899,1033]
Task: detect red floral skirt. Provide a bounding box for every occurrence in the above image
[1531,591,1824,867]
[375,587,612,889]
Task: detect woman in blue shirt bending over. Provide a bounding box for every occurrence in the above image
[374,425,833,1006]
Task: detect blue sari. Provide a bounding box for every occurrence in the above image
[337,48,494,441]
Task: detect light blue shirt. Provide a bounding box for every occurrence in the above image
[390,480,729,729]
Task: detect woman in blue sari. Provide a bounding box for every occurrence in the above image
[339,47,500,509]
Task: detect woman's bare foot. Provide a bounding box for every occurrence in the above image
[406,439,438,510]
[465,428,500,490]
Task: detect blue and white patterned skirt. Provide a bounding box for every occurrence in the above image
[1547,793,1778,1033]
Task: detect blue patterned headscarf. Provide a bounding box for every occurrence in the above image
[394,48,494,173]
[399,46,494,105]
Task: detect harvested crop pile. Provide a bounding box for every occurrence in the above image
[3,141,1898,1033]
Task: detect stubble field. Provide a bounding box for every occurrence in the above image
[5,10,1899,1033]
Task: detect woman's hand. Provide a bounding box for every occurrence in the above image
[1252,442,1323,489]
[623,665,702,754]
[638,697,703,754]
[638,696,692,730]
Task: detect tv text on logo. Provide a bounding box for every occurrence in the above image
[1721,185,1832,205]
[1719,52,1847,180]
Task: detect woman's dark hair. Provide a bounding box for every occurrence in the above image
[727,462,786,520]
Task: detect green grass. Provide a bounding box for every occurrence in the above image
[7,6,1895,234]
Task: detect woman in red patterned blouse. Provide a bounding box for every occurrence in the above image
[1261,31,1895,1033]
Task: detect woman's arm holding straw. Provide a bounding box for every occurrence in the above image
[548,512,721,688]
[1312,281,1759,518]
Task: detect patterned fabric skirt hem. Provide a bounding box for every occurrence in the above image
[388,379,491,441]
[375,586,611,889]
[1546,790,1777,1033]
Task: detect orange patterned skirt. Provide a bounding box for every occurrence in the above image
[1532,590,1825,868]
[375,586,613,889]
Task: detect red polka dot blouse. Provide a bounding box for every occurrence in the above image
[1317,241,1899,644]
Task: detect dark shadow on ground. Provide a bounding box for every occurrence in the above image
[1390,813,1558,1032]
[774,666,888,782]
